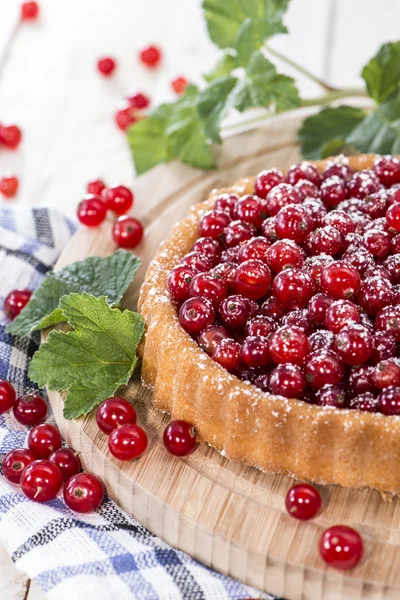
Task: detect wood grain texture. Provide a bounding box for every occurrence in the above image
[47,112,400,600]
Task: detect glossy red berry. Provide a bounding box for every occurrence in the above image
[377,387,400,415]
[0,124,22,149]
[303,198,327,228]
[64,473,104,513]
[308,293,332,326]
[269,325,310,365]
[108,423,148,460]
[348,364,375,397]
[280,308,313,334]
[309,330,334,352]
[316,385,347,408]
[319,525,363,570]
[233,259,271,300]
[265,183,300,216]
[168,265,197,304]
[224,220,254,248]
[371,331,396,363]
[20,459,63,502]
[320,176,346,208]
[294,179,320,201]
[347,169,381,199]
[269,363,306,398]
[261,216,278,242]
[233,195,266,228]
[180,251,212,273]
[324,210,355,236]
[305,225,342,256]
[272,268,314,309]
[285,483,321,520]
[305,350,344,389]
[97,56,117,77]
[28,424,62,459]
[375,306,400,341]
[179,297,214,335]
[139,45,162,68]
[386,202,400,232]
[0,380,16,414]
[245,315,277,338]
[0,176,19,198]
[163,420,197,456]
[21,1,39,20]
[212,338,241,373]
[214,193,239,217]
[114,105,137,131]
[266,239,304,273]
[198,325,229,355]
[126,92,150,110]
[49,448,81,481]
[2,448,36,484]
[96,397,136,434]
[334,324,374,366]
[86,179,106,195]
[324,299,360,333]
[357,276,394,316]
[13,394,47,426]
[260,297,286,321]
[303,255,334,290]
[275,204,311,243]
[286,162,320,186]
[112,216,144,248]
[77,194,107,227]
[373,358,400,390]
[350,392,378,412]
[103,185,134,215]
[320,261,360,300]
[374,155,400,186]
[192,237,222,265]
[199,210,230,240]
[189,273,227,308]
[254,169,284,199]
[171,76,188,95]
[237,237,270,264]
[323,162,353,181]
[4,289,32,319]
[240,336,270,368]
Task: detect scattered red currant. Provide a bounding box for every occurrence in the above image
[139,45,162,68]
[4,289,32,319]
[77,195,107,227]
[13,394,47,426]
[171,77,188,95]
[103,184,134,215]
[285,483,321,520]
[2,448,36,483]
[0,176,19,198]
[96,397,136,434]
[64,472,104,513]
[319,525,363,570]
[20,459,63,502]
[97,56,117,77]
[86,179,106,195]
[28,424,62,459]
[108,423,148,460]
[0,380,16,414]
[21,1,39,20]
[163,420,197,456]
[126,92,150,110]
[49,448,81,481]
[115,105,137,131]
[112,216,144,248]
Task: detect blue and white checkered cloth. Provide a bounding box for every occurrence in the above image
[0,207,275,600]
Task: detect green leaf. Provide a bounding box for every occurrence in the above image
[127,103,175,175]
[197,76,238,143]
[346,91,400,155]
[230,50,300,112]
[202,0,289,52]
[29,294,145,419]
[165,85,215,170]
[320,139,358,159]
[204,52,238,82]
[7,250,141,337]
[362,41,400,103]
[298,105,366,159]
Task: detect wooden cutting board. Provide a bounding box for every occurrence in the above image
[47,111,400,600]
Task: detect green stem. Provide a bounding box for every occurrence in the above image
[264,44,338,92]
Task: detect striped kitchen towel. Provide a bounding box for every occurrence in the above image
[0,206,276,600]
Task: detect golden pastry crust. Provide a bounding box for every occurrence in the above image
[138,154,400,494]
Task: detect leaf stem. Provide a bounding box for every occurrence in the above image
[264,44,338,92]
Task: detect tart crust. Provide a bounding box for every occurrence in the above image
[138,154,400,494]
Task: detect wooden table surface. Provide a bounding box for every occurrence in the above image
[1,0,400,598]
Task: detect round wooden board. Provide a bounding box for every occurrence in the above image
[48,111,400,600]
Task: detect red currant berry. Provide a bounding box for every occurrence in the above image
[189,273,227,308]
[49,448,81,481]
[77,194,107,227]
[320,176,347,208]
[20,459,63,502]
[218,295,251,329]
[240,336,270,368]
[112,216,144,248]
[199,210,230,240]
[308,293,332,326]
[265,183,300,216]
[350,392,378,412]
[320,525,363,570]
[103,185,134,215]
[212,338,241,372]
[126,92,150,110]
[269,363,306,398]
[168,265,197,304]
[0,380,16,414]
[374,155,400,186]
[294,179,320,201]
[286,162,320,186]
[179,297,214,335]
[275,204,311,243]
[28,424,62,459]
[245,315,276,338]
[0,175,19,198]
[86,179,106,195]
[305,225,342,256]
[334,324,374,366]
[269,325,310,366]
[114,105,137,131]
[171,76,188,95]
[305,350,344,389]
[223,220,254,248]
[357,276,394,316]
[253,373,270,392]
[273,268,314,309]
[96,397,136,434]
[266,239,304,273]
[2,448,36,483]
[371,331,396,363]
[320,261,360,300]
[324,299,360,333]
[303,198,327,228]
[163,420,197,456]
[214,193,239,217]
[260,216,278,243]
[21,1,39,20]
[342,246,375,276]
[377,387,400,415]
[0,124,22,149]
[386,201,400,233]
[254,169,284,199]
[392,234,400,254]
[309,330,335,352]
[303,255,334,290]
[260,297,286,321]
[347,169,382,199]
[108,423,148,460]
[280,308,314,334]
[4,289,32,319]
[233,259,271,300]
[192,237,222,265]
[285,483,321,520]
[63,473,104,513]
[97,56,117,77]
[198,325,229,355]
[316,385,347,408]
[238,237,270,264]
[324,210,355,236]
[139,45,162,68]
[180,251,212,273]
[322,161,353,181]
[361,191,388,219]
[348,364,376,396]
[375,306,400,341]
[387,185,400,205]
[373,358,400,390]
[363,229,391,258]
[384,254,400,284]
[233,195,266,228]
[13,394,47,426]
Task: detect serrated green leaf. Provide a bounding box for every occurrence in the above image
[29,294,144,419]
[202,0,289,52]
[197,76,238,143]
[165,85,215,170]
[346,91,400,155]
[230,50,300,113]
[234,16,287,65]
[7,250,141,337]
[127,103,175,175]
[362,42,400,103]
[298,105,366,159]
[204,52,238,82]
